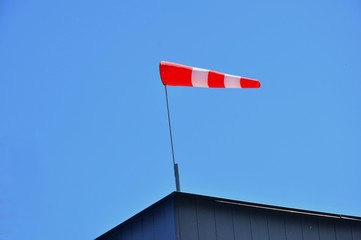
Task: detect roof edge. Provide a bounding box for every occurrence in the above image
[95,192,177,239]
[173,191,361,221]
[96,191,361,239]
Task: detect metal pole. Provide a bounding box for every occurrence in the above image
[164,86,181,192]
[174,163,181,192]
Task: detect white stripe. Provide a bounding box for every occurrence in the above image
[224,74,241,88]
[192,67,209,88]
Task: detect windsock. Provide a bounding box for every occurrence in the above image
[159,61,261,88]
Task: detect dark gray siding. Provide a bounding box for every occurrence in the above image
[267,213,286,240]
[197,198,217,240]
[335,222,353,240]
[318,219,335,240]
[176,195,198,240]
[97,192,361,240]
[284,215,303,240]
[175,194,361,240]
[97,198,176,240]
[233,206,252,240]
[353,223,361,239]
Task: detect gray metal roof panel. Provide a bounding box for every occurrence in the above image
[96,191,361,239]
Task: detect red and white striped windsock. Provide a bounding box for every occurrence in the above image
[159,61,261,88]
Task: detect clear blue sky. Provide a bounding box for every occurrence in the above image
[1,0,360,239]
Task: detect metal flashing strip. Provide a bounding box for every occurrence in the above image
[339,215,361,222]
[215,200,353,220]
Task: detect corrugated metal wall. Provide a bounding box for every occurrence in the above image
[175,195,361,240]
[98,197,177,240]
[97,193,361,240]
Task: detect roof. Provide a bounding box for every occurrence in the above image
[97,191,361,239]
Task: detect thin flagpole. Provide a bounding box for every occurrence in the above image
[164,85,181,192]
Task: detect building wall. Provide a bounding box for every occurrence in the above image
[175,195,361,240]
[97,192,361,240]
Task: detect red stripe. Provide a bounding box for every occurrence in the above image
[240,77,261,88]
[208,71,225,88]
[159,61,192,87]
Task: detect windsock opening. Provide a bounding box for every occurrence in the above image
[160,61,193,87]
